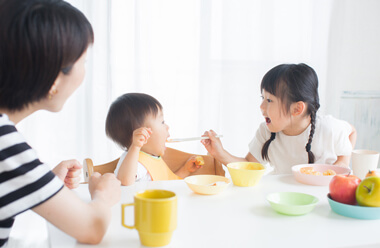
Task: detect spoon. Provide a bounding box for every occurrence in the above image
[166,135,223,143]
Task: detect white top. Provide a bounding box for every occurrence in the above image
[0,114,63,248]
[114,151,152,182]
[249,115,353,174]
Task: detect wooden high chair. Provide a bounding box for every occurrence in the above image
[83,147,224,182]
[83,157,120,183]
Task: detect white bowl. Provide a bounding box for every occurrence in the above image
[184,175,231,195]
[292,164,351,186]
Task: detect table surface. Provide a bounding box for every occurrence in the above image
[47,174,380,248]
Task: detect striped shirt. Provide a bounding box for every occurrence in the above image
[0,114,63,247]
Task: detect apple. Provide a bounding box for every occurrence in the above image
[356,176,380,207]
[329,174,361,205]
[365,170,380,178]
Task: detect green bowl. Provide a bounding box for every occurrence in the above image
[267,192,319,216]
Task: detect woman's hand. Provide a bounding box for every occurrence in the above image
[131,127,152,149]
[52,160,82,189]
[89,172,121,206]
[201,130,224,158]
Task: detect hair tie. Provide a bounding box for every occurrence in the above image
[305,143,311,152]
[269,132,276,141]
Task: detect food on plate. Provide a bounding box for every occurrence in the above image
[365,170,380,178]
[208,181,227,186]
[329,174,361,205]
[195,156,205,166]
[323,169,337,176]
[356,176,380,207]
[300,167,336,176]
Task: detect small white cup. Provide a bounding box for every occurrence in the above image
[351,149,379,179]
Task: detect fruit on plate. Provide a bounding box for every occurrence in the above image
[329,174,361,205]
[365,170,379,178]
[356,176,380,207]
[300,167,336,176]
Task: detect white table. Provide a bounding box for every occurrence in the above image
[48,175,380,248]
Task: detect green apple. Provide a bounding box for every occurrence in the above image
[356,176,380,207]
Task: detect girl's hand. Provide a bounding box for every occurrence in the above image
[184,155,203,173]
[131,127,152,149]
[201,130,224,157]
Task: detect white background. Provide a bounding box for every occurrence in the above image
[17,0,380,168]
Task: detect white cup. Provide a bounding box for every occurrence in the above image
[351,149,379,179]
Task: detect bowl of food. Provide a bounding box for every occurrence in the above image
[267,192,319,216]
[292,164,351,186]
[327,194,380,220]
[227,162,265,187]
[184,175,230,195]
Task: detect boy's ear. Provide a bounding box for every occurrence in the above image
[291,101,306,116]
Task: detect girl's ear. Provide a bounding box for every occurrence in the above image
[291,101,306,116]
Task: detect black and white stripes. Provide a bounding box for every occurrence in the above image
[0,114,63,247]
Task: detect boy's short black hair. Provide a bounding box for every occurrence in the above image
[0,0,94,111]
[106,93,163,150]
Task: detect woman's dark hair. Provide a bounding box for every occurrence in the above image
[106,93,163,150]
[0,0,94,111]
[260,63,320,163]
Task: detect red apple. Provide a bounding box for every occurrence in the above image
[329,174,361,205]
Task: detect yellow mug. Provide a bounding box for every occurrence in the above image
[121,189,177,247]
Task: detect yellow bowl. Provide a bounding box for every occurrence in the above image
[227,162,265,187]
[184,175,231,195]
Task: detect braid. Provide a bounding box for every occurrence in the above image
[305,112,316,163]
[261,132,276,161]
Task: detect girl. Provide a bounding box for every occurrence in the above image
[106,93,203,186]
[0,0,121,246]
[202,63,357,174]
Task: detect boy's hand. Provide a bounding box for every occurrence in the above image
[131,127,152,149]
[52,160,82,189]
[201,130,224,157]
[185,155,204,173]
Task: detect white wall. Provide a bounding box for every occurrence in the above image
[325,0,380,116]
[325,0,380,159]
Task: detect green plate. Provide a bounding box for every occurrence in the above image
[267,192,318,216]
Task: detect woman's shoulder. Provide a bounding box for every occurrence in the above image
[0,113,13,125]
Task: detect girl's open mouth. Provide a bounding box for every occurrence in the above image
[265,117,271,124]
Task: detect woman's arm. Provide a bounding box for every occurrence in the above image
[32,173,121,244]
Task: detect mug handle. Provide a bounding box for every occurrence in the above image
[121,203,136,229]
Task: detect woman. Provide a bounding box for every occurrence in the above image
[0,0,121,247]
